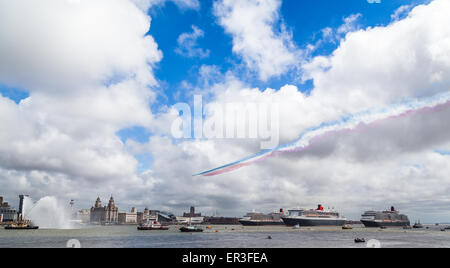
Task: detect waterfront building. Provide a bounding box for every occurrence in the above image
[176,216,204,224]
[136,208,160,224]
[157,211,177,223]
[90,196,119,224]
[118,208,137,225]
[76,209,91,223]
[137,208,150,224]
[0,196,17,223]
[177,206,204,224]
[203,217,240,225]
[183,206,202,217]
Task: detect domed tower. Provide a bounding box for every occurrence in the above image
[108,195,115,208]
[105,195,119,224]
[94,197,102,208]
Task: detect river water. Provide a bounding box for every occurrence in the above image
[1,224,449,248]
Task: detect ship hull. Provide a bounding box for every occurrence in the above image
[180,227,203,232]
[239,220,285,226]
[4,226,39,230]
[361,220,410,228]
[282,217,346,227]
[137,226,169,231]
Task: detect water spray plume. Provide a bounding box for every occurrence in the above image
[23,196,74,229]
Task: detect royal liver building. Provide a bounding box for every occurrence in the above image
[90,196,119,224]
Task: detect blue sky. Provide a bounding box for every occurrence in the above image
[111,0,429,158]
[148,0,428,101]
[2,0,450,220]
[0,0,430,174]
[0,0,428,108]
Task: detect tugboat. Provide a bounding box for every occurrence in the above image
[4,219,38,230]
[354,238,366,243]
[180,225,203,233]
[137,220,169,231]
[4,195,38,230]
[413,220,424,229]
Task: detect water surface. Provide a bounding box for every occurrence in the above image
[1,225,449,248]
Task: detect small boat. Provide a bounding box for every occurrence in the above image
[4,220,39,230]
[293,224,300,229]
[180,226,203,233]
[137,221,169,231]
[342,225,353,230]
[413,221,424,229]
[444,226,450,230]
[380,226,387,229]
[354,238,366,243]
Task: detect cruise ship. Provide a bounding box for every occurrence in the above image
[239,211,284,226]
[360,206,410,228]
[281,205,347,227]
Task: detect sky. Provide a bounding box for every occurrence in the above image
[1,0,450,222]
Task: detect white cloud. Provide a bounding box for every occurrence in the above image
[0,0,162,208]
[0,0,162,91]
[303,0,450,110]
[391,4,414,21]
[175,25,210,59]
[337,13,362,35]
[131,0,200,11]
[1,0,450,221]
[137,0,450,218]
[214,0,301,81]
[307,14,363,55]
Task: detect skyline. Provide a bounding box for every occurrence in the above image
[1,0,450,223]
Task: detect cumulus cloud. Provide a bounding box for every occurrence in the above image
[0,0,162,91]
[391,4,415,21]
[214,0,301,81]
[1,0,450,221]
[303,0,450,110]
[337,13,362,35]
[132,0,200,11]
[138,0,450,218]
[175,25,210,59]
[0,0,162,208]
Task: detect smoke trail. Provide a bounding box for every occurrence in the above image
[194,91,450,177]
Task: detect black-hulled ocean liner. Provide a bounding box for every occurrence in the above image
[281,205,346,227]
[360,206,410,228]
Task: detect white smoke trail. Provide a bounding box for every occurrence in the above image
[196,91,450,176]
